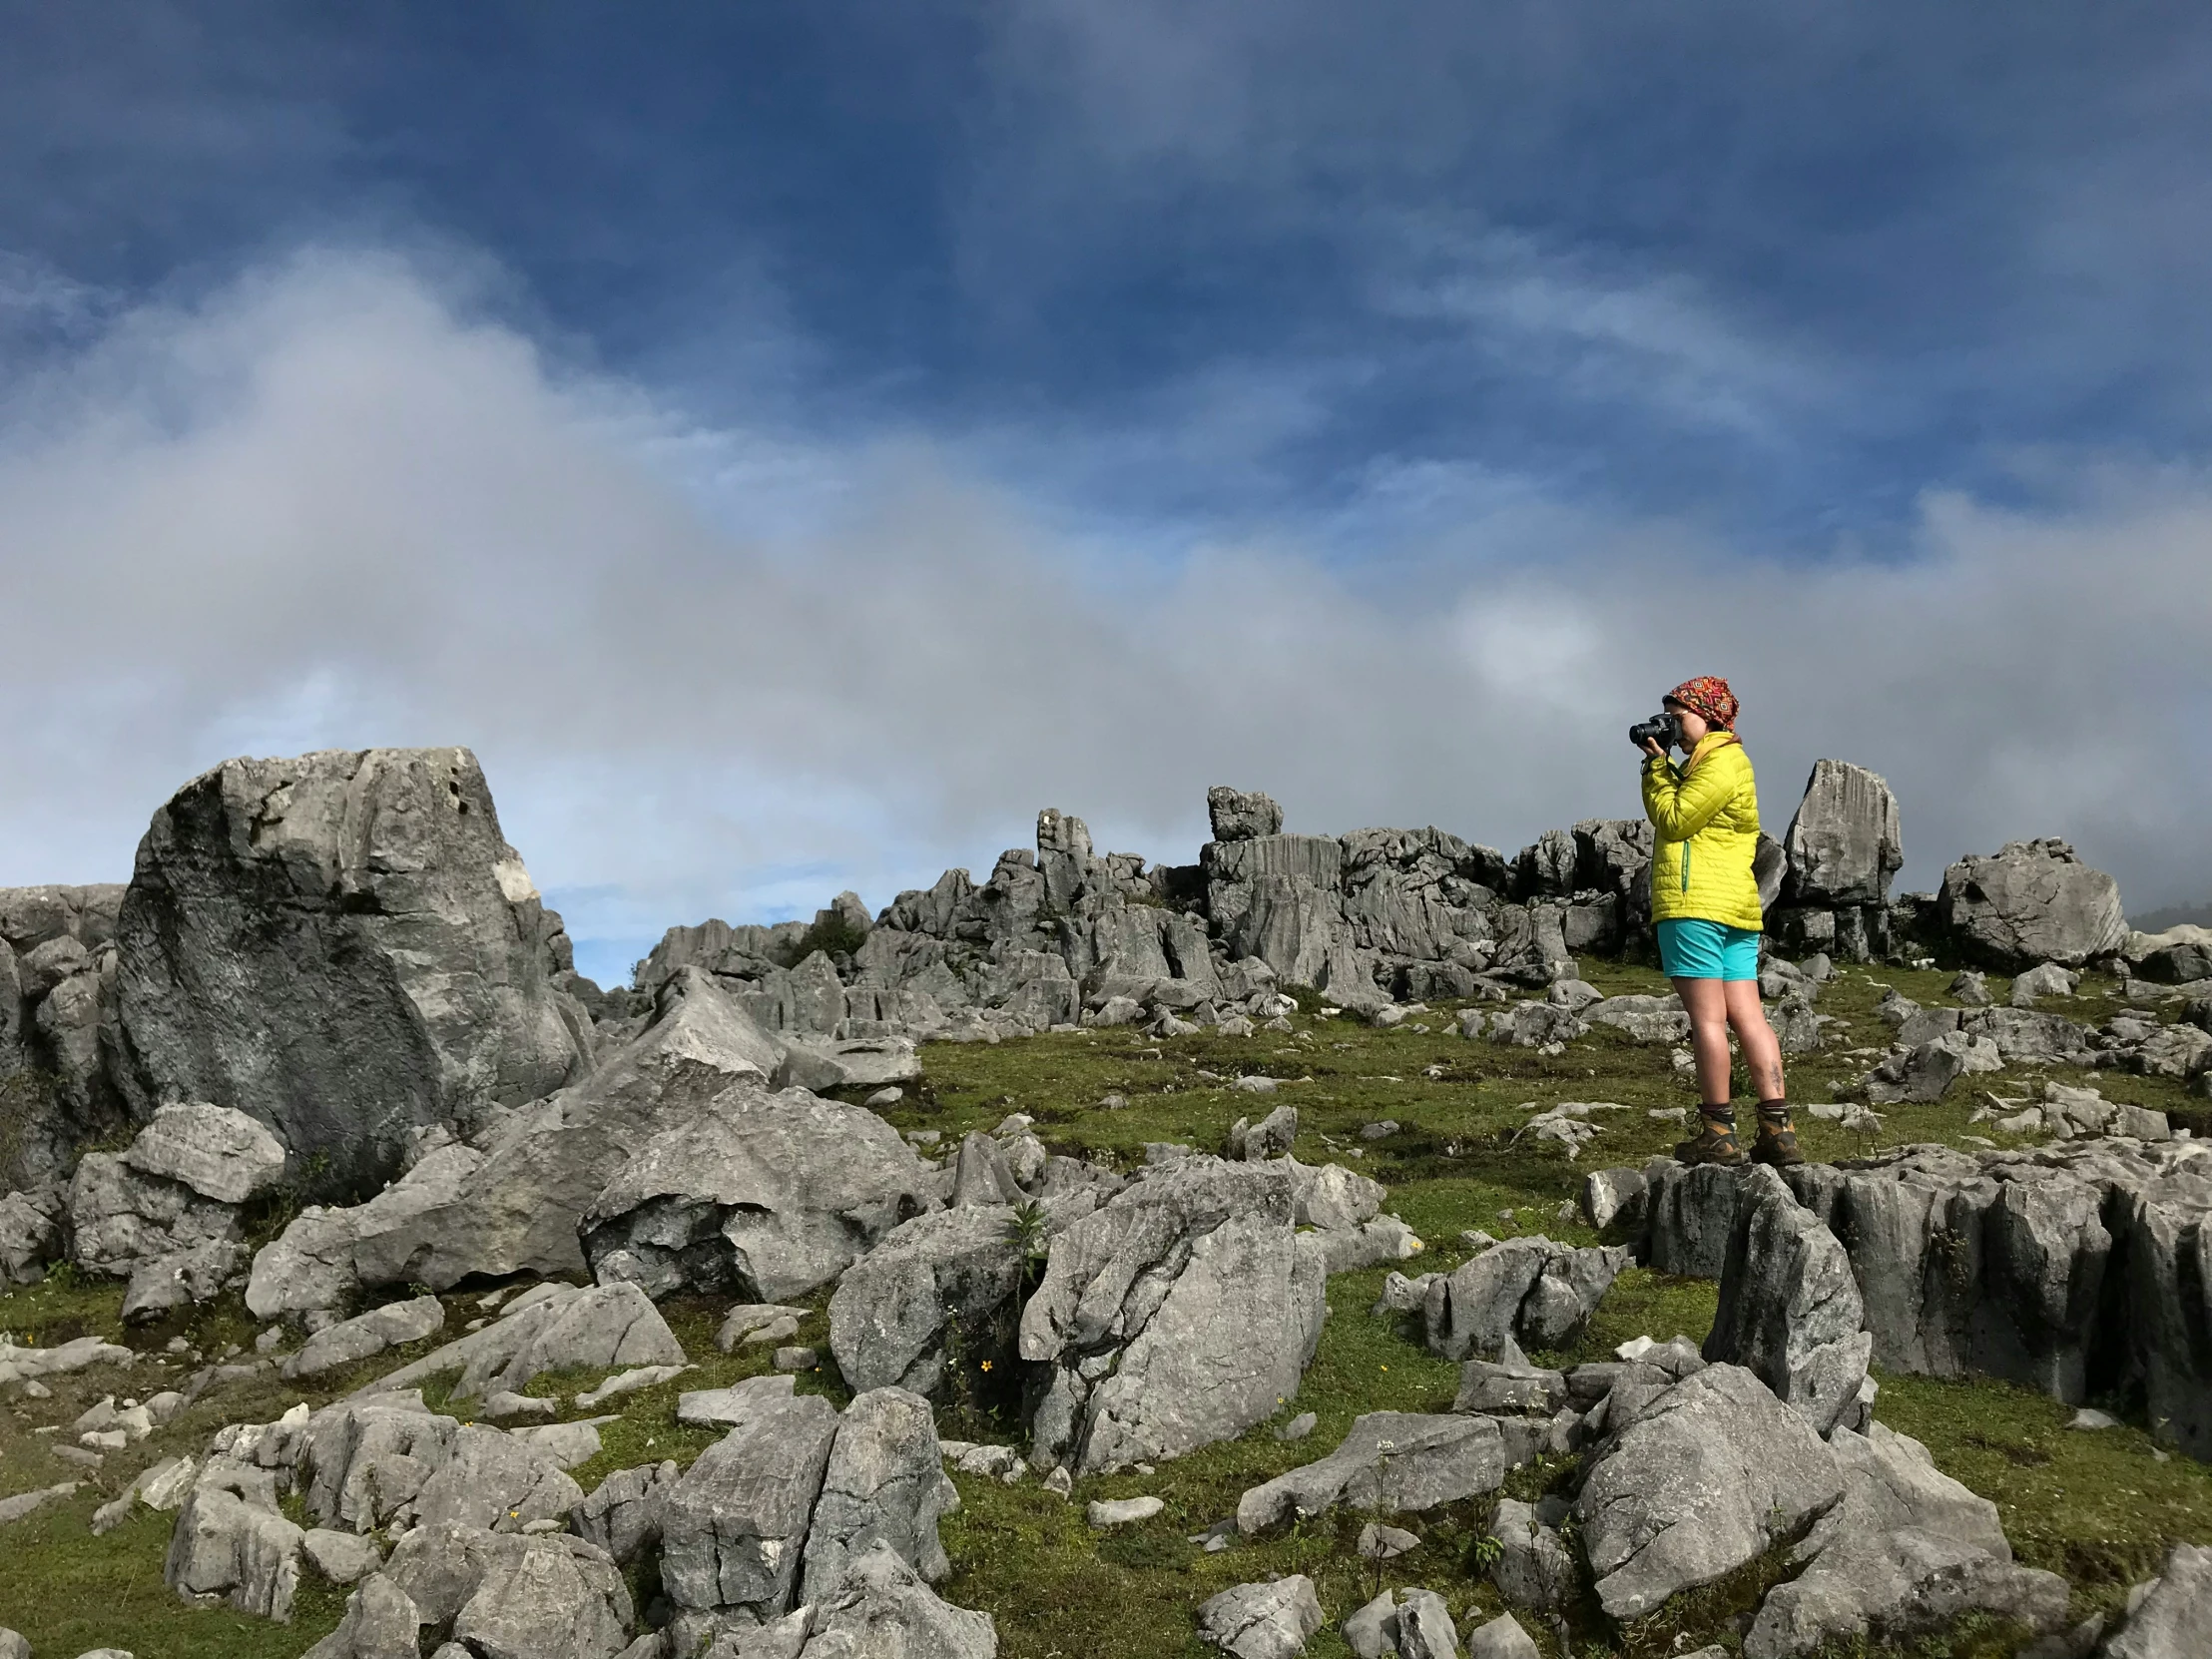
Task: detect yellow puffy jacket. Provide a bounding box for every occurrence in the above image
[1642,733,1765,931]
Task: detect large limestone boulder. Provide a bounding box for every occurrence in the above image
[800,1541,999,1658]
[1020,1157,1327,1473]
[1422,1235,1627,1361]
[827,1204,1028,1397]
[1576,1365,1845,1619]
[245,969,783,1310]
[2101,1542,2212,1659]
[374,1523,633,1659]
[1937,837,2128,969]
[1744,1421,2065,1657]
[660,1385,841,1642]
[1781,1142,2205,1434]
[1781,761,1903,907]
[359,1281,684,1404]
[112,748,592,1196]
[800,1386,953,1602]
[580,1082,937,1303]
[164,1462,305,1621]
[1208,787,1286,842]
[1237,1410,1542,1534]
[1704,1165,1871,1435]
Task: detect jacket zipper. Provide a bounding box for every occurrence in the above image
[1680,840,1692,893]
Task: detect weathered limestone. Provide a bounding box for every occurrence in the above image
[112,749,592,1196]
[1020,1158,1327,1473]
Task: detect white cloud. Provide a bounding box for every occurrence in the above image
[0,249,2206,982]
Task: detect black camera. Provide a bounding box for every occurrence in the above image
[1628,710,1681,752]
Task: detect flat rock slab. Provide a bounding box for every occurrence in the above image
[1238,1412,1540,1535]
[1577,1365,1844,1620]
[357,1282,684,1403]
[1088,1496,1165,1528]
[1198,1576,1323,1659]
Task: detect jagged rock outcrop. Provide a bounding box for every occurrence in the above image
[2100,1541,2212,1659]
[65,1102,289,1319]
[359,1281,685,1404]
[1421,1235,1627,1361]
[580,1081,936,1303]
[799,1385,952,1602]
[1743,1421,2066,1657]
[1703,1165,1871,1436]
[1772,761,1903,961]
[1020,1157,1327,1473]
[1639,1141,2212,1460]
[1576,1365,1845,1619]
[660,1383,841,1641]
[246,969,783,1311]
[111,748,593,1198]
[0,882,131,1187]
[1938,838,2128,969]
[1236,1410,1543,1534]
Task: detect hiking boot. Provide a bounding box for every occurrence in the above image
[1751,1104,1805,1167]
[1674,1114,1747,1166]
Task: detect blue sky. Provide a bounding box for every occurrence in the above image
[2,2,2209,981]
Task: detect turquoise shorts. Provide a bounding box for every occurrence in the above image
[1657,918,1761,981]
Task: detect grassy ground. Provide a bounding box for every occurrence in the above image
[2,961,2207,1657]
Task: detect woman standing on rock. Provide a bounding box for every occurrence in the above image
[1637,675,1801,1168]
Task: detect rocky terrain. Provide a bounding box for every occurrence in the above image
[4,746,2212,1659]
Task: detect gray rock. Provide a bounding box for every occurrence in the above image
[65,1151,239,1282]
[1341,1591,1399,1659]
[660,1387,840,1625]
[361,1281,685,1404]
[1782,761,1904,907]
[1576,1364,1845,1619]
[299,1572,422,1659]
[581,1081,935,1303]
[164,1470,304,1620]
[1641,1162,1755,1279]
[1209,788,1286,843]
[829,1205,1026,1397]
[800,1540,998,1659]
[1745,1421,2067,1657]
[1357,1521,1418,1559]
[114,748,592,1198]
[2013,962,2083,1006]
[247,970,786,1309]
[1088,1496,1165,1527]
[1581,1167,1649,1234]
[570,1459,677,1567]
[302,1527,384,1585]
[121,1237,245,1324]
[1584,993,1690,1044]
[1939,838,2128,970]
[1275,1412,1317,1441]
[1950,969,1992,1006]
[0,1185,63,1283]
[283,1296,444,1380]
[1229,1105,1298,1161]
[411,1423,585,1533]
[1451,1359,1567,1416]
[380,1522,634,1659]
[1395,1588,1459,1659]
[121,1103,289,1206]
[1488,1497,1577,1611]
[0,1481,80,1526]
[1422,1236,1627,1360]
[2134,927,2212,987]
[1705,1165,1871,1435]
[1020,1158,1327,1474]
[1462,1613,1539,1659]
[677,1374,803,1428]
[2101,1541,2212,1659]
[801,1386,951,1602]
[1197,1576,1323,1659]
[1237,1411,1540,1534]
[717,1304,810,1353]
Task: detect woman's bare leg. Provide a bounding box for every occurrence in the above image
[1723,979,1786,1102]
[1672,976,1734,1108]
